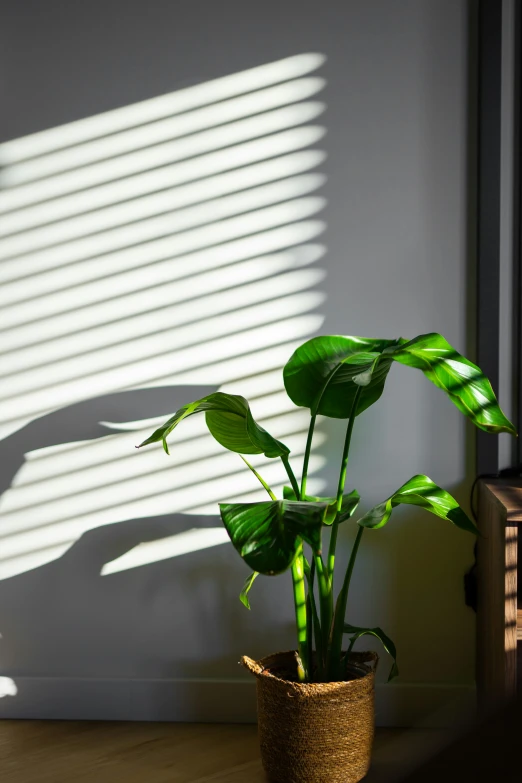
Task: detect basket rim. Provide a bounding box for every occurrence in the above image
[241,649,378,693]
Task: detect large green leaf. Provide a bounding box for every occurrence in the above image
[283,335,402,418]
[239,571,259,610]
[283,332,516,433]
[358,474,478,534]
[137,392,289,457]
[386,332,516,434]
[219,500,330,574]
[344,623,398,682]
[283,486,360,525]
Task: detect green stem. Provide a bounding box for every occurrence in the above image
[300,365,346,499]
[314,553,333,670]
[281,454,301,500]
[240,456,276,500]
[328,526,364,679]
[305,584,314,676]
[291,543,309,681]
[304,557,322,679]
[300,414,317,498]
[327,387,362,579]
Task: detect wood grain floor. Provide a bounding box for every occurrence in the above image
[0,722,450,782]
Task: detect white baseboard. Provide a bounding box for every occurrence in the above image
[0,677,476,727]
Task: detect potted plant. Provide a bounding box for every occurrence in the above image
[138,332,515,783]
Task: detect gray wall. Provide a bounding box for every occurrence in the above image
[0,0,489,722]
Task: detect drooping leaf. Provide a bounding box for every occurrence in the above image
[137,392,289,457]
[385,332,516,435]
[344,623,398,682]
[219,500,330,574]
[283,332,516,434]
[239,571,259,610]
[358,474,478,534]
[283,335,402,418]
[283,486,360,524]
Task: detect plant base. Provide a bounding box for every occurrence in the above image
[242,650,378,783]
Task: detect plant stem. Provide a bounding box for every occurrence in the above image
[304,557,322,679]
[314,553,333,670]
[291,543,309,681]
[327,387,362,579]
[328,525,364,679]
[300,364,345,498]
[300,414,317,498]
[240,456,277,500]
[281,454,301,500]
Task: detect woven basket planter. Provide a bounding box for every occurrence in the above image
[242,650,378,783]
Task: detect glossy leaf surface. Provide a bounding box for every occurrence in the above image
[283,335,401,418]
[219,500,330,574]
[358,474,478,534]
[344,623,399,681]
[239,571,259,610]
[138,392,289,457]
[283,486,360,525]
[283,332,516,433]
[388,332,516,434]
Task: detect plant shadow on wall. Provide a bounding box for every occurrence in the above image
[0,388,297,687]
[0,53,331,696]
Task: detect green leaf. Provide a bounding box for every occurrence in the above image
[219,500,330,575]
[283,332,516,434]
[331,490,360,524]
[344,623,399,682]
[358,474,478,535]
[386,332,516,435]
[137,392,289,457]
[240,456,277,500]
[283,335,402,418]
[283,486,360,525]
[239,571,259,610]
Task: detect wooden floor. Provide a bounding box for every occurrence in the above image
[0,722,451,782]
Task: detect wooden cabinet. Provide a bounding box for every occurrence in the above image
[476,480,521,714]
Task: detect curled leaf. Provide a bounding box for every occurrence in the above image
[344,623,399,682]
[358,474,478,535]
[138,392,289,457]
[239,571,259,610]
